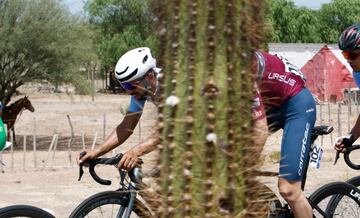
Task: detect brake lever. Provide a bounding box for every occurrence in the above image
[333,151,340,165]
[78,151,87,181]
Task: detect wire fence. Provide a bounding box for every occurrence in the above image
[0,113,143,173]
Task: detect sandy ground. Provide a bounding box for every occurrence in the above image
[0,93,359,217]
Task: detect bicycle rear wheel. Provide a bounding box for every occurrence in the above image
[69,191,152,218]
[0,205,55,218]
[309,182,360,217]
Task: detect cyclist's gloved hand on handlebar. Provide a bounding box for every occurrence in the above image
[118,149,141,171]
[334,134,355,153]
[76,150,99,166]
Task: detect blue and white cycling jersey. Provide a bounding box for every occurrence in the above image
[127,79,160,113]
[128,96,146,113]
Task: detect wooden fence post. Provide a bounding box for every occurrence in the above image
[91,132,98,150]
[33,117,37,168]
[67,114,74,167]
[327,103,333,146]
[42,134,57,170]
[82,132,86,150]
[337,103,342,137]
[103,113,106,141]
[23,135,26,171]
[319,103,323,147]
[51,134,59,169]
[103,114,107,157]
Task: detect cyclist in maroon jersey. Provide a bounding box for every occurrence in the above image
[253,51,316,218]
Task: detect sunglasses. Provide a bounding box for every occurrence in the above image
[120,82,136,90]
[119,76,148,91]
[342,51,360,60]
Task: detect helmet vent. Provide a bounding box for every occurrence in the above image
[115,66,129,76]
[142,55,148,64]
[119,68,138,82]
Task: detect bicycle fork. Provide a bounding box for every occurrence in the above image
[116,191,136,218]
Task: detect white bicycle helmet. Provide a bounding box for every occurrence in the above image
[115,47,159,83]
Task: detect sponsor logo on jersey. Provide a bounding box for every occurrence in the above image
[268,72,297,87]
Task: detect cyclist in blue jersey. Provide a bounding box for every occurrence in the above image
[77,47,161,170]
[335,24,360,152]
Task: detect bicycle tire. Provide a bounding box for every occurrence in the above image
[326,176,360,215]
[0,205,55,218]
[309,182,360,217]
[69,191,152,218]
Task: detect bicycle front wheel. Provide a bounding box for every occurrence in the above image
[309,182,360,217]
[326,176,360,216]
[0,205,55,218]
[69,191,152,218]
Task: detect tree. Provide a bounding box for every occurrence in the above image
[85,0,158,73]
[0,0,95,105]
[318,0,360,43]
[266,0,321,43]
[150,0,269,217]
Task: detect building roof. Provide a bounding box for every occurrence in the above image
[268,43,351,71]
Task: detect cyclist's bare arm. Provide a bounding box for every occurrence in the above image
[127,131,159,156]
[78,111,141,163]
[350,114,360,140]
[254,117,268,146]
[118,130,160,170]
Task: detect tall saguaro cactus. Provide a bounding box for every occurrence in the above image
[151,0,267,217]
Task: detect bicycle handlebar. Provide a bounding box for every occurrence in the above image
[334,138,360,170]
[343,144,360,170]
[78,151,123,185]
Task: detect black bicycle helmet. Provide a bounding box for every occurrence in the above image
[339,24,360,51]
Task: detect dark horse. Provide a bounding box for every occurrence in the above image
[2,96,35,143]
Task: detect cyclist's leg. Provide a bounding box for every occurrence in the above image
[278,178,311,217]
[277,88,316,218]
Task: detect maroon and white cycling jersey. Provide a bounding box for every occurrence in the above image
[252,51,306,121]
[255,51,306,108]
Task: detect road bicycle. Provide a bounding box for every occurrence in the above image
[69,152,153,218]
[261,125,360,217]
[0,205,55,218]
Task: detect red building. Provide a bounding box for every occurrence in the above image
[300,45,355,102]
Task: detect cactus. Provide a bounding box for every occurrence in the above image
[151,0,267,217]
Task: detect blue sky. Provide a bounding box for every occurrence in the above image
[63,0,333,14]
[293,0,332,9]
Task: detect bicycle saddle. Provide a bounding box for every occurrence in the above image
[311,125,333,136]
